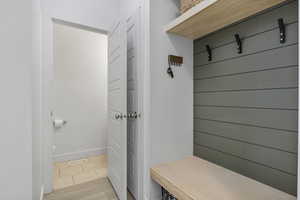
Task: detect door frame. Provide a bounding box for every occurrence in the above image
[41,13,55,193]
[41,8,147,199]
[126,6,145,200]
[135,6,147,200]
[41,15,108,193]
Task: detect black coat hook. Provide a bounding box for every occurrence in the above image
[167,66,174,78]
[234,34,242,54]
[206,45,212,61]
[278,18,286,44]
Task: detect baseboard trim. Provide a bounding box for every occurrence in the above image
[53,147,107,162]
[40,185,44,200]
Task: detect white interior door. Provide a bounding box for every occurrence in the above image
[127,9,141,199]
[107,20,127,200]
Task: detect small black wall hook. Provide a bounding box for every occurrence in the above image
[167,66,174,78]
[167,55,183,79]
[278,18,286,44]
[234,34,242,54]
[206,45,212,61]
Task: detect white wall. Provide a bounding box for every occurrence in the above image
[44,0,120,32]
[32,0,43,199]
[53,22,108,161]
[121,0,141,19]
[0,1,34,199]
[149,0,193,199]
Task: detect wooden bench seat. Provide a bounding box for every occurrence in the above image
[150,156,296,200]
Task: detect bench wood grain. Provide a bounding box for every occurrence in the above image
[150,156,296,200]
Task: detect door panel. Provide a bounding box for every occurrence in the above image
[126,10,140,199]
[108,21,127,200]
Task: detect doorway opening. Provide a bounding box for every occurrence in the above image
[44,17,142,200]
[51,21,109,190]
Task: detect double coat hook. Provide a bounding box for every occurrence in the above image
[278,18,286,44]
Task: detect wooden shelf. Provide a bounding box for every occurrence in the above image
[165,0,288,39]
[151,156,296,200]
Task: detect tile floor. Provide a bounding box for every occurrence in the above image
[53,154,108,190]
[52,154,135,200]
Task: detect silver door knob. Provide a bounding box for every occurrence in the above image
[127,112,139,119]
[115,113,122,120]
[127,112,133,119]
[132,112,138,119]
[115,113,128,120]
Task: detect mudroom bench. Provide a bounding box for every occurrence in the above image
[150,156,296,200]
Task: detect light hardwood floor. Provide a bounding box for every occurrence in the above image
[45,178,135,200]
[45,178,117,200]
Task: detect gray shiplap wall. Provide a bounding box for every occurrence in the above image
[193,0,298,195]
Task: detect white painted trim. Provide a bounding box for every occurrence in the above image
[141,1,151,200]
[40,185,44,200]
[123,3,148,200]
[53,148,107,162]
[136,6,145,200]
[42,11,55,193]
[53,18,108,35]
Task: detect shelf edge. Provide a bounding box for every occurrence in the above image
[164,0,219,33]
